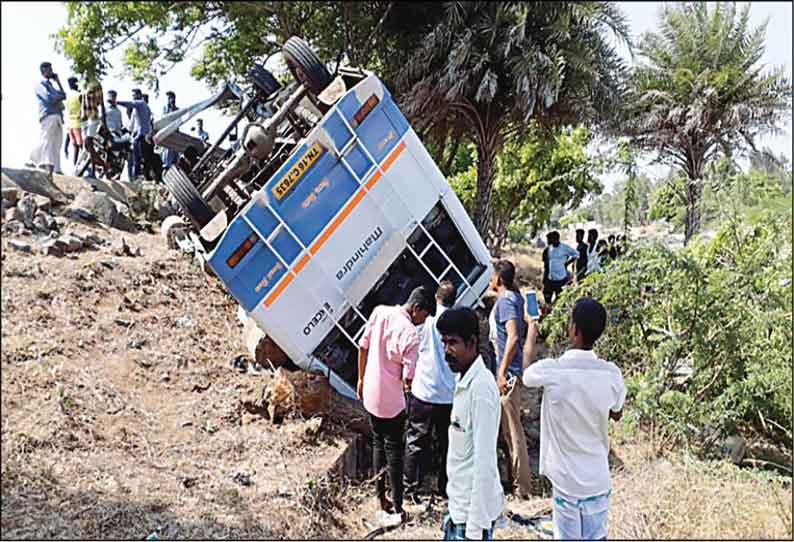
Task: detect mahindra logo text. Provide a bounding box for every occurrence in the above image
[336,226,384,281]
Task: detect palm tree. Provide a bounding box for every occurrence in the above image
[624,2,792,243]
[397,2,630,241]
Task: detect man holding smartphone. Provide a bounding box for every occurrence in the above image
[489,260,531,498]
[521,298,626,540]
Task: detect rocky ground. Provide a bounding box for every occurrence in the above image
[1,169,790,540]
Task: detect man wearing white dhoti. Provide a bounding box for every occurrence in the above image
[29,62,66,175]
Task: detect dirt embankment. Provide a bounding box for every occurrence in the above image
[2,172,790,540]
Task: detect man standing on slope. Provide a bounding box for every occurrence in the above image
[358,286,434,525]
[404,280,458,502]
[29,61,66,176]
[521,297,626,540]
[438,307,504,540]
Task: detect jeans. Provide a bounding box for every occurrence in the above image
[552,487,610,540]
[132,135,144,177]
[441,514,493,540]
[404,394,452,496]
[371,411,406,512]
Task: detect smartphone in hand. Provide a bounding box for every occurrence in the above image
[525,290,540,320]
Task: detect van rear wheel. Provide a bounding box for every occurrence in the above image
[163,167,214,230]
[282,36,332,95]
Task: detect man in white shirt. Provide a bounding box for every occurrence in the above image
[405,280,457,501]
[521,297,626,541]
[542,231,579,304]
[437,307,503,540]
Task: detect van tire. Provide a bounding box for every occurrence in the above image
[282,36,331,95]
[163,167,214,230]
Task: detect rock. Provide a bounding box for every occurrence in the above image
[82,233,105,247]
[1,220,25,235]
[721,435,747,465]
[241,314,293,370]
[68,190,117,227]
[39,238,67,257]
[162,286,176,298]
[33,195,52,213]
[5,206,23,223]
[112,211,138,233]
[17,195,37,228]
[176,314,197,328]
[111,237,138,256]
[1,167,71,204]
[31,212,51,233]
[161,215,189,250]
[230,470,253,487]
[8,240,32,253]
[63,207,97,222]
[2,187,19,206]
[158,201,178,220]
[59,234,84,253]
[263,368,330,421]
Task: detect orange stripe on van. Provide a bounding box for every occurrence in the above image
[263,140,406,308]
[264,272,295,306]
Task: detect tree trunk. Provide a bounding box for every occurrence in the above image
[684,176,704,244]
[473,143,497,239]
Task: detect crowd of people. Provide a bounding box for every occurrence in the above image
[542,228,628,306]
[28,60,209,182]
[358,258,626,540]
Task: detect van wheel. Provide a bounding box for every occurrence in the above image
[163,167,214,230]
[282,36,332,95]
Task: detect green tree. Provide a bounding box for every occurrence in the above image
[450,125,602,254]
[399,2,630,236]
[55,2,444,90]
[623,2,792,243]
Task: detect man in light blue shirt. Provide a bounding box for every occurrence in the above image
[117,88,154,178]
[404,280,457,500]
[29,61,66,175]
[542,230,579,304]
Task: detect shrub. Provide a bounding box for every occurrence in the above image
[542,210,792,454]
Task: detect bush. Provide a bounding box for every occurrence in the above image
[541,210,792,454]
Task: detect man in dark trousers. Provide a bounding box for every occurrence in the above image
[404,280,457,502]
[358,286,434,525]
[575,228,589,282]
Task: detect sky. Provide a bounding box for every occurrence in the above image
[2,1,792,187]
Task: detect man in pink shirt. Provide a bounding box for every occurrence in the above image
[358,286,435,523]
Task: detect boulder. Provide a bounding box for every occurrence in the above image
[241,313,292,369]
[33,195,52,213]
[1,167,71,204]
[4,206,23,223]
[8,239,32,253]
[17,195,37,228]
[59,234,84,253]
[2,187,19,206]
[67,190,117,227]
[720,435,747,465]
[263,368,331,421]
[39,237,67,257]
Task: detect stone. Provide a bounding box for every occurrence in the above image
[17,195,37,228]
[1,167,71,204]
[31,212,52,233]
[1,220,25,235]
[2,187,19,206]
[721,435,747,465]
[33,195,52,213]
[39,238,67,257]
[263,369,330,422]
[67,190,117,227]
[241,314,292,370]
[111,237,136,257]
[82,233,105,247]
[8,240,32,253]
[59,234,84,253]
[64,207,97,222]
[5,206,23,223]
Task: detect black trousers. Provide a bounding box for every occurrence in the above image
[371,411,406,511]
[543,278,568,304]
[404,394,453,496]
